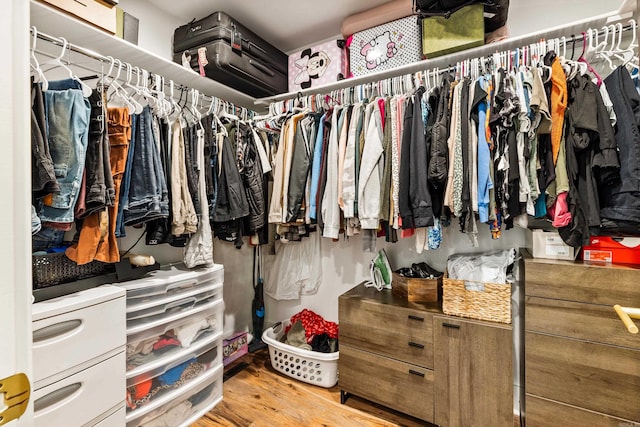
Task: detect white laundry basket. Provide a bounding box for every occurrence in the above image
[262,320,339,388]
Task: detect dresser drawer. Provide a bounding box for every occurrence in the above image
[32,286,126,388]
[33,351,125,427]
[526,332,640,422]
[526,296,640,350]
[526,395,637,427]
[524,256,640,306]
[339,344,434,423]
[340,295,433,368]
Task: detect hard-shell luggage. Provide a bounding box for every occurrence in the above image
[288,39,349,92]
[173,12,288,97]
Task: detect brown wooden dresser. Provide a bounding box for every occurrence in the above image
[524,251,640,426]
[339,284,513,426]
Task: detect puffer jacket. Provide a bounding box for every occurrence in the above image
[230,122,265,234]
[429,74,452,189]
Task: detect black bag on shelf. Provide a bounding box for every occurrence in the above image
[173,11,288,97]
[414,0,509,33]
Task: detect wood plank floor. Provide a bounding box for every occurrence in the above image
[191,347,432,427]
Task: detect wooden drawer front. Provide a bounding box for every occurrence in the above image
[526,332,640,421]
[526,394,637,427]
[339,344,434,423]
[434,316,513,427]
[524,258,640,306]
[340,299,433,368]
[526,296,640,350]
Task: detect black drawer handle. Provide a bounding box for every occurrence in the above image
[408,315,424,322]
[442,323,460,329]
[409,369,425,377]
[408,341,425,349]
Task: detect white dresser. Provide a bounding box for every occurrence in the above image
[32,285,127,427]
[115,263,225,427]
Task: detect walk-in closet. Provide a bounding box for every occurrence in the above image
[2,0,639,426]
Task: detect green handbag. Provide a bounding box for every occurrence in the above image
[422,3,485,58]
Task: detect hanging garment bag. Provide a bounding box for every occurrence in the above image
[173,12,288,97]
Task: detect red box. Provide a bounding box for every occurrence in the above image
[223,332,248,366]
[582,236,640,265]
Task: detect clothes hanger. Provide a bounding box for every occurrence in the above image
[39,37,92,97]
[106,59,136,114]
[30,27,49,91]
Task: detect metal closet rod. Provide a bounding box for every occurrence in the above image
[30,27,256,115]
[257,16,637,106]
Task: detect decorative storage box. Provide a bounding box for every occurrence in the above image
[422,4,485,58]
[37,0,117,34]
[223,331,249,366]
[442,274,511,324]
[288,39,349,92]
[391,272,442,303]
[349,15,422,77]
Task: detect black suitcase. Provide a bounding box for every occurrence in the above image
[173,12,288,97]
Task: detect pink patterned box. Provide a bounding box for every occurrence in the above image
[350,15,422,77]
[288,39,349,92]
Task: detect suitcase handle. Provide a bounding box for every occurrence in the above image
[249,59,275,77]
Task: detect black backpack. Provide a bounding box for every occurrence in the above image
[414,0,509,33]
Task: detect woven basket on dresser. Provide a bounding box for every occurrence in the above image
[32,252,110,289]
[442,274,511,324]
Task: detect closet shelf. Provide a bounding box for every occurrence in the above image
[255,8,633,105]
[30,0,258,111]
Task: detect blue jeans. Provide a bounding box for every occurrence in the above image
[122,106,169,226]
[115,114,137,238]
[38,79,91,224]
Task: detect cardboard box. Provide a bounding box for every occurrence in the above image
[38,0,117,34]
[223,331,248,366]
[526,229,577,261]
[392,272,442,303]
[582,236,640,265]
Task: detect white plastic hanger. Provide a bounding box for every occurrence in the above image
[30,27,49,91]
[39,37,92,97]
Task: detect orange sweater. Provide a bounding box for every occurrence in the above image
[550,57,568,165]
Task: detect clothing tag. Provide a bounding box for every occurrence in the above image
[197,47,208,77]
[181,51,191,69]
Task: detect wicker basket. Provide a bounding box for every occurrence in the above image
[32,252,111,289]
[442,274,511,324]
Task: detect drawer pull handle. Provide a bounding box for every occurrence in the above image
[442,323,460,329]
[614,304,640,334]
[33,320,82,344]
[33,382,82,413]
[409,370,425,378]
[408,341,425,349]
[408,315,424,322]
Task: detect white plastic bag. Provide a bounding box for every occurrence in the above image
[265,232,322,300]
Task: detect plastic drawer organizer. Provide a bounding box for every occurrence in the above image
[112,263,225,427]
[262,319,339,388]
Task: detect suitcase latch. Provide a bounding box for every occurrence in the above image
[231,28,242,53]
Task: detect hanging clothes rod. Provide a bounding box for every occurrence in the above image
[31,27,258,117]
[255,11,636,106]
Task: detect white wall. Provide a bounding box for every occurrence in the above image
[117,0,183,59]
[507,0,625,38]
